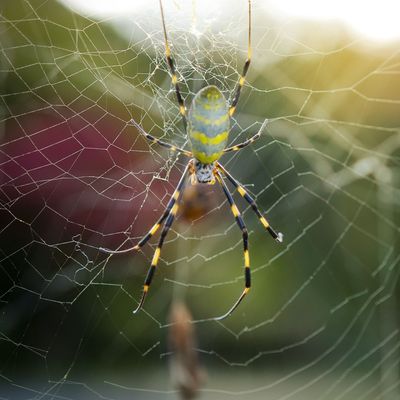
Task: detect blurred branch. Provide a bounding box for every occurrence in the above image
[168,302,206,400]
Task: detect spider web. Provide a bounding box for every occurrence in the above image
[1,0,399,399]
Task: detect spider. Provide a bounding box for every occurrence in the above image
[101,0,283,320]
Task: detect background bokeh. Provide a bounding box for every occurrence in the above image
[1,0,399,399]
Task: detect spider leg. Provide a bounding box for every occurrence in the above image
[223,119,267,153]
[133,162,191,314]
[217,162,283,243]
[229,0,252,117]
[159,0,187,132]
[100,162,191,255]
[130,119,192,157]
[214,171,250,321]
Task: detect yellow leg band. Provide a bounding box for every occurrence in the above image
[237,186,246,197]
[149,223,160,236]
[244,250,250,267]
[231,204,240,218]
[171,203,179,216]
[152,247,161,266]
[260,216,270,229]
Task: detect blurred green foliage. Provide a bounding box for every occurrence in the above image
[0,0,399,397]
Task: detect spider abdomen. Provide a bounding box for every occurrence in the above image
[188,85,229,164]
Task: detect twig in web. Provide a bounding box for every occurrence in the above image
[168,302,206,400]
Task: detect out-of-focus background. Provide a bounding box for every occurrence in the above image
[1,0,399,399]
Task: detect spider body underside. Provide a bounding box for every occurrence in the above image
[101,0,283,320]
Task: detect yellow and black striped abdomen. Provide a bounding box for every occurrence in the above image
[188,85,229,164]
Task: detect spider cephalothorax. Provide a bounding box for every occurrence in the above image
[101,0,283,320]
[192,161,216,184]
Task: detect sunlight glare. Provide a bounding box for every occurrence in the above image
[267,0,400,41]
[61,0,400,42]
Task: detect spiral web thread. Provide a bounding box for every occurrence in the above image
[0,1,399,399]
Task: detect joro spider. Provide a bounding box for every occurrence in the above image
[101,0,283,320]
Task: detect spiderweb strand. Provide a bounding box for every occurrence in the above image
[0,0,399,399]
